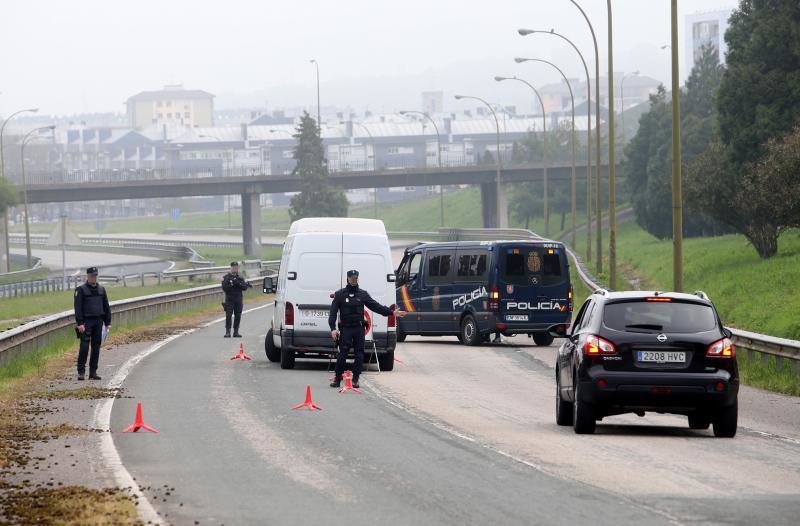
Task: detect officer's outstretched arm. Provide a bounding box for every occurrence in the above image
[362,292,393,317]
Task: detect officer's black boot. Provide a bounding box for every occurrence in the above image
[330,377,341,388]
[233,332,242,338]
[352,376,360,389]
[224,330,231,338]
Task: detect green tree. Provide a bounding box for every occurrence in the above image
[509,182,542,230]
[717,0,800,168]
[288,112,348,222]
[625,46,730,239]
[0,177,16,212]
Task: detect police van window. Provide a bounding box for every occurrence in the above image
[407,253,421,281]
[455,252,488,281]
[501,246,565,286]
[426,252,453,284]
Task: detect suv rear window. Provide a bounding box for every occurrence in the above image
[603,301,717,333]
[500,246,565,286]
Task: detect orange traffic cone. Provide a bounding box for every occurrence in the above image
[122,402,158,433]
[339,375,363,394]
[292,385,322,410]
[229,343,252,361]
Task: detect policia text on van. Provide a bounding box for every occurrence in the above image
[394,241,572,346]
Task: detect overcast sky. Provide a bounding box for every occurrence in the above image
[0,0,736,118]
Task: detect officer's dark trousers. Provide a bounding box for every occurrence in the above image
[335,326,365,380]
[77,318,103,375]
[225,301,244,332]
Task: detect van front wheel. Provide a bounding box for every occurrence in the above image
[396,323,407,343]
[265,329,280,362]
[460,315,481,346]
[280,347,295,369]
[378,351,395,371]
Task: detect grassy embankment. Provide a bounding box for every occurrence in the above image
[572,220,800,396]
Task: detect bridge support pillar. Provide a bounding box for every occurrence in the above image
[0,212,8,273]
[241,192,261,258]
[480,183,508,228]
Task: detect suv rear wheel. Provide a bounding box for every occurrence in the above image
[688,412,710,430]
[378,350,395,371]
[265,329,280,362]
[532,332,555,347]
[460,315,480,346]
[712,402,737,438]
[280,347,295,369]
[555,369,573,426]
[573,380,596,434]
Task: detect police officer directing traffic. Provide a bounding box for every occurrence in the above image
[222,261,252,338]
[74,267,111,381]
[329,269,406,388]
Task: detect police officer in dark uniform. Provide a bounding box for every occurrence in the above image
[222,261,252,337]
[74,267,111,381]
[328,269,406,388]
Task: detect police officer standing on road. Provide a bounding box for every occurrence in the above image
[329,269,406,388]
[74,267,111,381]
[222,261,252,338]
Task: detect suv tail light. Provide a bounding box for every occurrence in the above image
[388,304,397,328]
[489,284,500,312]
[285,301,295,326]
[706,337,734,358]
[585,335,616,355]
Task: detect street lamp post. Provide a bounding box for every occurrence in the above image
[606,0,618,290]
[514,57,577,244]
[519,28,593,259]
[400,110,445,226]
[0,107,38,272]
[620,70,640,146]
[670,0,683,291]
[494,76,547,235]
[567,0,603,276]
[310,59,321,133]
[454,94,507,228]
[20,125,56,267]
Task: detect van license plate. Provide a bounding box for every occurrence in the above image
[505,314,529,322]
[637,351,685,363]
[303,310,329,318]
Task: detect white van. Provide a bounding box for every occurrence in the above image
[262,217,398,370]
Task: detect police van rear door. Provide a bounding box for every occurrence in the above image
[498,243,570,326]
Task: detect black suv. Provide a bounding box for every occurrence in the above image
[554,289,738,437]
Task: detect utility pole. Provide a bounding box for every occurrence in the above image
[671,0,683,291]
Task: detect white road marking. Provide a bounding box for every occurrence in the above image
[91,303,271,525]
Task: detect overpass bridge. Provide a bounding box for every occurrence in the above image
[21,162,613,256]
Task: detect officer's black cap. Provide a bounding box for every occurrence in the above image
[86,267,98,275]
[230,261,239,267]
[347,269,359,278]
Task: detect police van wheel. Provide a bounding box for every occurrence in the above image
[280,347,295,369]
[265,329,280,362]
[378,351,395,371]
[396,324,407,343]
[461,315,480,346]
[532,332,555,347]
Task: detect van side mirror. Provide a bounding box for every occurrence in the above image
[409,272,418,282]
[387,273,396,282]
[287,271,297,280]
[723,327,733,339]
[547,324,568,338]
[262,276,276,294]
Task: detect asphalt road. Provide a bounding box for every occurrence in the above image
[110,304,800,526]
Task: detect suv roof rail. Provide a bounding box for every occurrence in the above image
[592,288,608,296]
[694,290,709,300]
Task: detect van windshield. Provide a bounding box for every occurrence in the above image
[500,245,565,286]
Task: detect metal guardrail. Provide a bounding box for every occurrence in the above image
[0,273,275,367]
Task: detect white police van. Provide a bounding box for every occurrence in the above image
[262,218,398,370]
[394,240,572,346]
